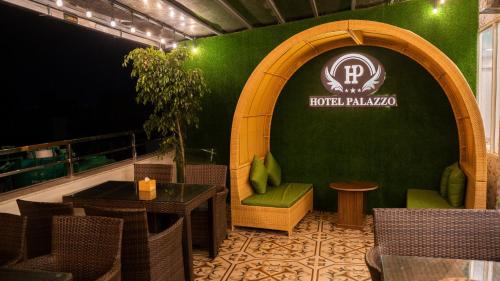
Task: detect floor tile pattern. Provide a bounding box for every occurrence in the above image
[193,211,374,281]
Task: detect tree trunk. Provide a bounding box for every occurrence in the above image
[175,116,186,183]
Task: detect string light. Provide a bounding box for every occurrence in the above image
[180,15,185,21]
[146,31,152,37]
[169,11,175,17]
[156,2,162,9]
[110,20,116,27]
[86,11,92,18]
[56,0,63,7]
[440,0,445,4]
[130,27,136,33]
[160,38,166,44]
[432,7,438,14]
[172,43,178,49]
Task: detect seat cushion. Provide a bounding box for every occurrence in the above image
[242,183,312,208]
[249,156,268,194]
[407,189,457,209]
[265,152,282,187]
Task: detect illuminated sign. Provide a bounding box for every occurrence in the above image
[310,52,397,108]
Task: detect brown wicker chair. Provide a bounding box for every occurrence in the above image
[365,208,500,281]
[186,164,228,249]
[134,164,173,183]
[0,213,27,266]
[16,199,74,259]
[12,215,123,281]
[84,206,184,281]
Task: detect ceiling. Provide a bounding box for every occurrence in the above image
[4,0,410,47]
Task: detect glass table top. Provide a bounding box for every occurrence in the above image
[382,255,500,281]
[64,181,215,203]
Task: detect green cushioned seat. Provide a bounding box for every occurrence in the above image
[407,189,459,209]
[242,183,312,208]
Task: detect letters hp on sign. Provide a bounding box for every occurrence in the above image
[310,52,397,108]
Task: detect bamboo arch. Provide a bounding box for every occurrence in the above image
[230,20,486,210]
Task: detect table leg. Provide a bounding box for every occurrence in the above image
[182,211,194,281]
[208,195,218,258]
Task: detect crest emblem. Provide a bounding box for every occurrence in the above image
[321,52,386,96]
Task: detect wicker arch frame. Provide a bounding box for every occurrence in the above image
[230,20,486,209]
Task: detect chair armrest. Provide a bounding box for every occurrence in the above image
[148,217,184,281]
[365,247,382,281]
[95,258,121,281]
[11,255,56,271]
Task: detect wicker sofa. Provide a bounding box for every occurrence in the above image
[231,163,313,236]
[365,208,500,281]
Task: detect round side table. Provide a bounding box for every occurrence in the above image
[329,181,378,230]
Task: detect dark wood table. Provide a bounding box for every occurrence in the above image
[382,255,500,281]
[329,181,378,230]
[0,268,72,281]
[63,181,218,281]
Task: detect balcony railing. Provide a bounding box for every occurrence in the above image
[0,131,159,194]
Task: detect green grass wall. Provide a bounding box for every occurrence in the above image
[187,0,477,209]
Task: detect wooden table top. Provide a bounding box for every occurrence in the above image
[329,181,378,192]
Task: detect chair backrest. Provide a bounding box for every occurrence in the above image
[373,208,500,261]
[134,164,173,183]
[16,199,74,258]
[185,164,227,191]
[84,206,151,281]
[0,213,27,266]
[52,215,123,281]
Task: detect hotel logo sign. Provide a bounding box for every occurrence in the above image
[310,52,397,108]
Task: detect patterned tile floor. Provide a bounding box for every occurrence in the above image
[193,211,374,281]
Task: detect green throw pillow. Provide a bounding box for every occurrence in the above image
[250,156,268,194]
[447,163,466,207]
[265,152,282,187]
[440,163,455,197]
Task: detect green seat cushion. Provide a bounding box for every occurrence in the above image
[249,156,268,194]
[242,182,312,208]
[447,163,466,207]
[440,163,455,197]
[407,189,457,209]
[265,152,282,187]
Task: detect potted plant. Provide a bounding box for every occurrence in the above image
[123,46,209,182]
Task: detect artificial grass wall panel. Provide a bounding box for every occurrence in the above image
[271,46,458,210]
[187,0,475,209]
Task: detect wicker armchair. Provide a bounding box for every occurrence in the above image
[186,164,228,249]
[365,208,500,281]
[84,206,184,281]
[134,164,173,183]
[12,216,123,281]
[16,199,74,259]
[0,213,27,266]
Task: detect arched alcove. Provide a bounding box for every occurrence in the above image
[230,20,486,210]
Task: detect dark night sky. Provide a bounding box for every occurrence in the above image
[0,2,147,147]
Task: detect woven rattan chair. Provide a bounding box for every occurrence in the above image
[12,215,123,281]
[186,164,228,249]
[134,164,173,183]
[0,213,27,266]
[84,206,184,281]
[365,208,500,281]
[16,199,74,259]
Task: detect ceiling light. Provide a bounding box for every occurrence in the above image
[172,43,178,49]
[169,11,175,17]
[440,0,445,4]
[143,0,148,4]
[110,20,117,27]
[180,15,185,21]
[191,46,198,54]
[160,38,166,44]
[146,31,152,37]
[157,2,162,9]
[130,27,136,33]
[86,11,92,18]
[56,0,63,7]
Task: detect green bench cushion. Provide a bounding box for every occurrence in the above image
[407,189,459,209]
[242,182,313,208]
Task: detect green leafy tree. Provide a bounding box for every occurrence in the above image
[123,47,209,182]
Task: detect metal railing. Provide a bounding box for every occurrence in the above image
[0,131,159,193]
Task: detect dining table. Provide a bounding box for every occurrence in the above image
[382,255,500,281]
[0,268,72,281]
[63,180,218,281]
